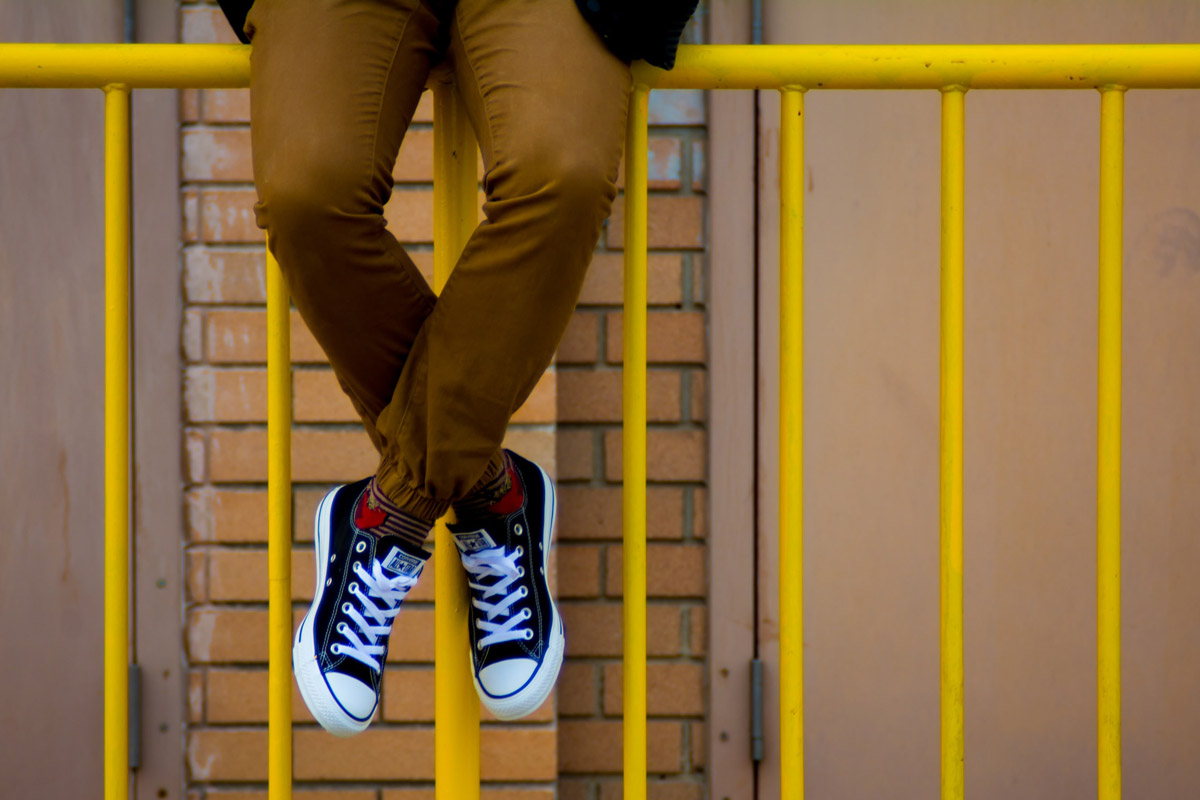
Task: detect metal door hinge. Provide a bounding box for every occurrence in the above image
[129,663,142,770]
[751,658,764,761]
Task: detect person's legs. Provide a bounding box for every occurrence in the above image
[246,0,451,737]
[371,0,632,518]
[247,0,444,455]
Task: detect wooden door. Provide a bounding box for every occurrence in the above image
[0,2,182,797]
[747,2,1200,798]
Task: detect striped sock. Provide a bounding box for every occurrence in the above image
[454,452,521,521]
[355,478,434,549]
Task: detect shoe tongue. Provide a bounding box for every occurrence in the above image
[378,544,425,578]
[453,528,498,555]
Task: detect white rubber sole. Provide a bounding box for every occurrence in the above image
[292,486,374,737]
[474,461,566,721]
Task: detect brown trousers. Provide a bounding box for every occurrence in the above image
[246,0,632,519]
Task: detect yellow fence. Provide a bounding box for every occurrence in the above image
[3,41,1200,800]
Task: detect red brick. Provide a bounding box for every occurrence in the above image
[604,429,706,483]
[187,607,266,663]
[205,547,321,602]
[607,196,704,250]
[555,429,595,481]
[181,6,241,44]
[205,668,319,725]
[183,128,253,181]
[381,667,435,722]
[501,429,556,477]
[579,253,684,307]
[185,366,267,423]
[186,488,267,543]
[181,89,200,123]
[208,792,377,800]
[603,662,705,716]
[480,728,558,781]
[689,721,706,768]
[208,428,378,483]
[187,670,204,722]
[186,548,207,603]
[382,189,434,243]
[617,136,684,191]
[605,544,707,598]
[561,604,682,657]
[597,781,704,800]
[559,720,682,774]
[187,730,266,782]
[294,488,327,543]
[688,607,706,656]
[691,488,706,540]
[293,368,359,423]
[183,188,200,242]
[557,486,684,541]
[510,369,556,424]
[691,140,707,193]
[558,661,597,716]
[204,88,251,123]
[183,307,204,361]
[557,544,602,598]
[184,247,266,303]
[606,311,706,364]
[557,369,680,423]
[294,729,433,781]
[204,308,325,364]
[557,311,601,364]
[384,607,434,662]
[185,428,206,482]
[201,189,261,242]
[689,370,706,422]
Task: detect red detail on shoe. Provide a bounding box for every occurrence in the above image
[487,465,524,516]
[355,492,388,530]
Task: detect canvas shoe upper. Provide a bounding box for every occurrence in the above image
[450,450,565,720]
[292,478,428,737]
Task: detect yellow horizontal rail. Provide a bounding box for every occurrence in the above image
[5,43,1200,90]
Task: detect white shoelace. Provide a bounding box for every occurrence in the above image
[461,545,533,648]
[331,559,417,672]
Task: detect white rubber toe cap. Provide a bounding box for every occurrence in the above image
[478,658,537,698]
[325,673,377,720]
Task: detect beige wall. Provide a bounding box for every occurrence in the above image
[750,1,1200,798]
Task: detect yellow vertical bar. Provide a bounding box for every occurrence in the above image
[433,83,481,800]
[266,242,292,800]
[939,86,966,800]
[1097,86,1124,800]
[778,86,806,800]
[623,83,649,800]
[103,83,131,800]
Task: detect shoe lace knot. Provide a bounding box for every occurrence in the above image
[331,559,416,672]
[461,545,533,648]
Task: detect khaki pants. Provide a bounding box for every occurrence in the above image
[245,0,631,519]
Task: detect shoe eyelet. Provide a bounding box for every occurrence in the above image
[355,541,366,553]
[326,578,332,586]
[476,641,484,650]
[349,582,359,593]
[330,644,341,654]
[517,566,525,577]
[337,622,348,634]
[519,586,528,598]
[515,546,524,556]
[514,524,523,535]
[522,608,532,620]
[523,630,534,640]
[330,554,336,562]
[342,602,353,613]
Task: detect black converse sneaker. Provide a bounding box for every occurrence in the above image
[450,450,565,720]
[292,477,428,737]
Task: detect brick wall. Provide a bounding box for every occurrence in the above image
[180,3,709,798]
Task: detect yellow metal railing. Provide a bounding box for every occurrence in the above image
[4,40,1200,800]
